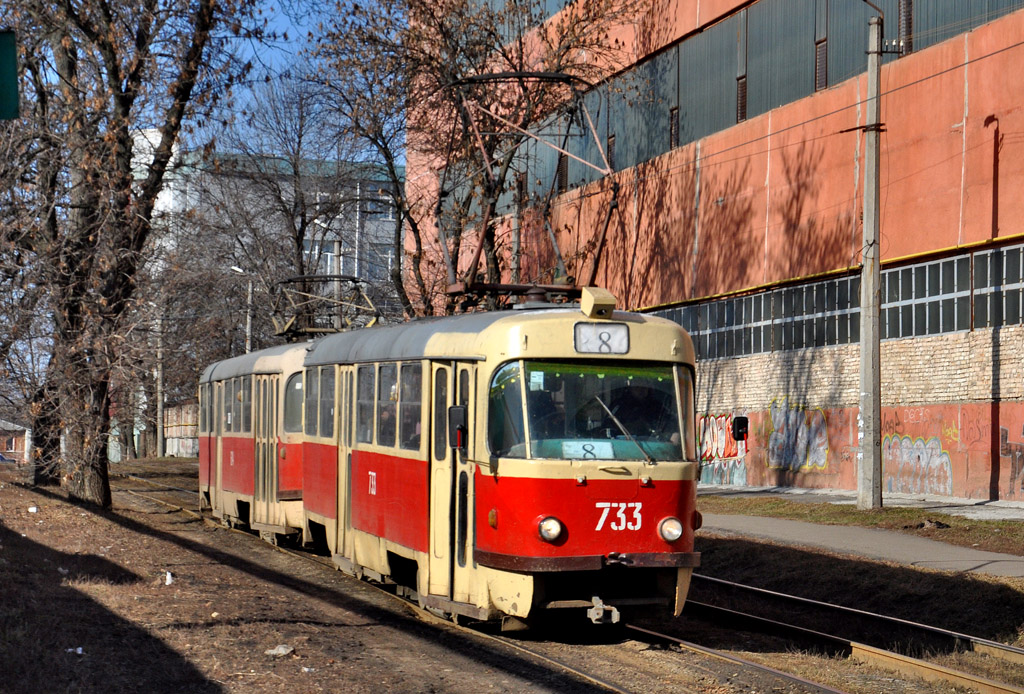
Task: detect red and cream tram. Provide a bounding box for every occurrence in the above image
[198,289,701,624]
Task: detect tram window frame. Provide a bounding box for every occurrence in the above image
[356,365,375,444]
[223,379,233,432]
[459,368,471,450]
[345,371,353,447]
[233,377,243,433]
[304,367,319,437]
[283,373,303,433]
[242,376,252,432]
[434,368,449,460]
[487,362,525,457]
[399,362,423,450]
[676,365,698,461]
[199,384,207,434]
[377,363,398,447]
[319,366,335,439]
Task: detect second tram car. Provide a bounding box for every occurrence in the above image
[198,289,701,624]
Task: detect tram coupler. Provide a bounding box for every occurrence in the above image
[587,596,620,624]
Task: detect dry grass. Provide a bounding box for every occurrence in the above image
[697,494,1024,555]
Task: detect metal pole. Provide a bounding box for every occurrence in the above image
[156,314,165,458]
[245,279,253,353]
[858,15,883,510]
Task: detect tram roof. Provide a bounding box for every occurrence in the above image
[200,307,689,383]
[199,342,309,383]
[304,307,676,366]
[304,310,522,366]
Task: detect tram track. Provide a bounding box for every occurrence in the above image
[111,479,839,692]
[108,473,1023,692]
[681,574,1024,694]
[692,573,1024,666]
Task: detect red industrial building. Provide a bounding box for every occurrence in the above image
[410,1,1024,501]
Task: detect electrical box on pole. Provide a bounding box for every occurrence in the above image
[0,30,17,121]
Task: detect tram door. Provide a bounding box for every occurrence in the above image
[428,362,474,604]
[253,374,279,525]
[212,381,223,513]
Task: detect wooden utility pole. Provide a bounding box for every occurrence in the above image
[858,15,883,510]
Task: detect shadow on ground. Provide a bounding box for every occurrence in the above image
[0,522,222,694]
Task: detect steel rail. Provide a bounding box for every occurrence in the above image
[114,481,1024,691]
[112,478,633,694]
[684,600,1024,694]
[624,623,847,694]
[411,607,634,694]
[112,472,201,498]
[116,483,820,692]
[693,573,1024,665]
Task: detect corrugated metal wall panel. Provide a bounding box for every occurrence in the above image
[747,0,816,118]
[914,0,1024,52]
[607,68,643,171]
[678,15,740,145]
[826,0,898,86]
[517,0,1024,198]
[528,116,561,201]
[634,47,678,166]
[568,87,608,188]
[915,0,980,48]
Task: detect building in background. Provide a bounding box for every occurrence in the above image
[415,1,1024,500]
[0,418,30,465]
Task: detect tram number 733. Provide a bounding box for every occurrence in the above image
[595,502,642,531]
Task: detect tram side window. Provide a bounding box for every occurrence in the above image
[677,366,697,461]
[199,384,207,434]
[356,365,375,443]
[305,367,319,437]
[488,362,525,457]
[205,383,214,434]
[223,379,234,432]
[319,367,335,439]
[459,368,471,451]
[345,372,354,446]
[230,380,239,434]
[377,363,397,447]
[283,373,303,432]
[242,376,252,432]
[433,369,448,459]
[399,362,422,450]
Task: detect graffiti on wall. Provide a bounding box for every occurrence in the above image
[698,413,746,485]
[882,435,952,495]
[701,458,748,485]
[999,427,1024,498]
[699,414,739,461]
[767,398,829,471]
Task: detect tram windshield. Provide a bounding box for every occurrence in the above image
[488,360,695,461]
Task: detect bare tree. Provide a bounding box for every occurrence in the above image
[0,0,266,506]
[314,0,641,314]
[185,73,394,336]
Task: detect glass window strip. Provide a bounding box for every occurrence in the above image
[657,242,1024,359]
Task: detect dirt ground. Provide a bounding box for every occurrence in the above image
[3,459,1023,694]
[0,463,613,694]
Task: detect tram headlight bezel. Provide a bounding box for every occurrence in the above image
[659,516,684,543]
[537,516,564,542]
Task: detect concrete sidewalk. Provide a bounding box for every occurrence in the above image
[697,486,1024,578]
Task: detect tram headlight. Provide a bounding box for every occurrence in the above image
[659,517,684,543]
[538,516,563,542]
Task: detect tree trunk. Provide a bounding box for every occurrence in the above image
[28,380,61,486]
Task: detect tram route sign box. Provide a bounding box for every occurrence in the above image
[1,30,17,121]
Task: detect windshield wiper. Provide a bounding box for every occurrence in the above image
[593,396,654,465]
